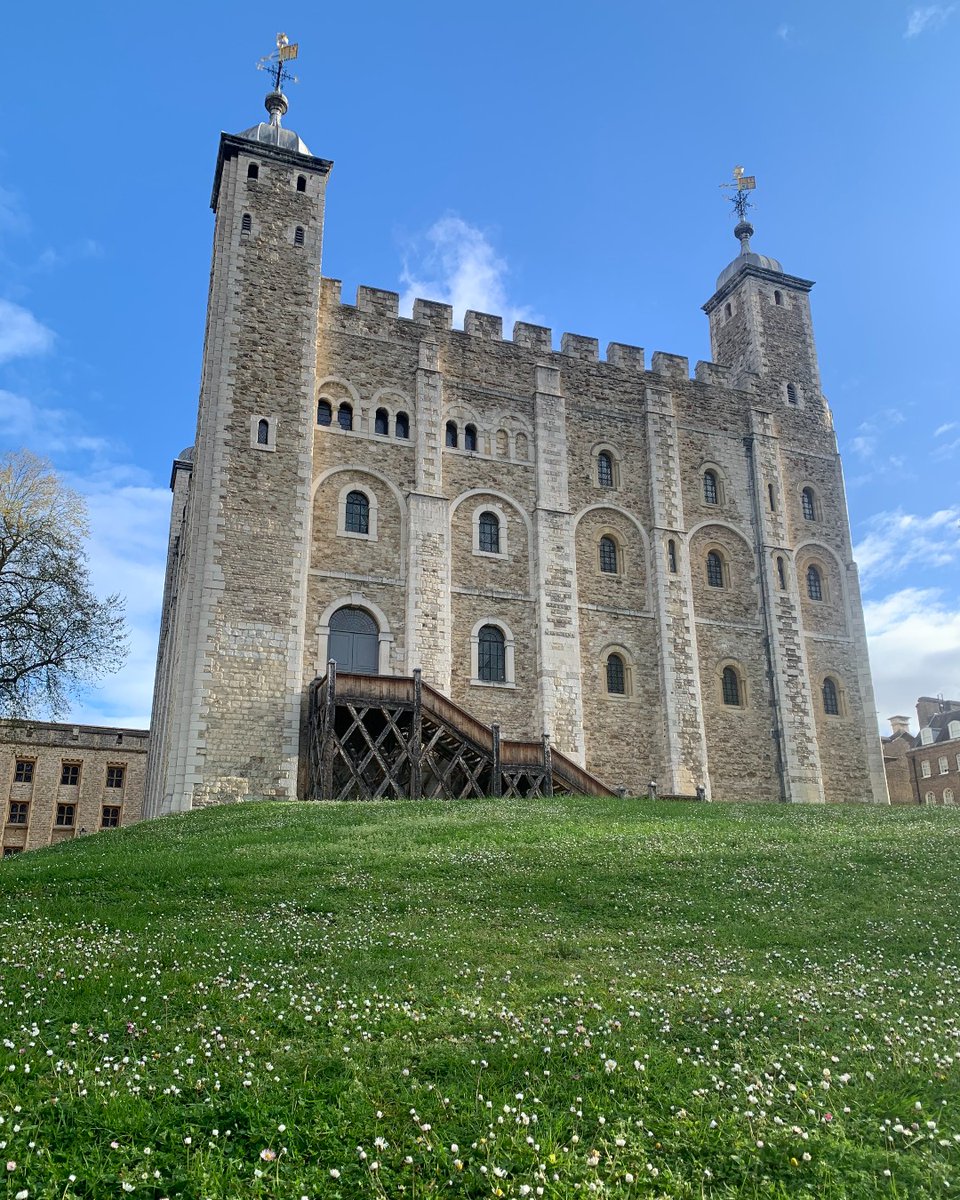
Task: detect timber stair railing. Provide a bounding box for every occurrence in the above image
[308,663,615,801]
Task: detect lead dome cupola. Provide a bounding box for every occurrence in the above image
[238,89,311,156]
[716,219,784,289]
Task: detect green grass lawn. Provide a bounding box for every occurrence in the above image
[2,798,960,1198]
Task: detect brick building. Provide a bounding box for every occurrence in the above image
[1,721,148,855]
[882,699,960,805]
[144,76,888,812]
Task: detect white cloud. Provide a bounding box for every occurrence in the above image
[864,588,960,723]
[935,421,958,437]
[399,215,538,330]
[0,298,54,363]
[0,389,110,456]
[776,23,792,39]
[854,505,960,583]
[905,3,955,36]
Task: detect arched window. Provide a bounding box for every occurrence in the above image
[949,720,960,740]
[478,511,500,554]
[721,666,741,707]
[599,536,618,574]
[945,788,955,805]
[515,432,529,460]
[768,483,777,512]
[445,421,458,448]
[464,424,478,453]
[706,550,724,588]
[496,429,509,456]
[724,302,732,319]
[806,564,823,601]
[337,403,354,431]
[668,539,677,574]
[774,290,782,306]
[395,412,410,439]
[344,490,369,535]
[256,418,269,445]
[247,163,259,180]
[241,212,252,234]
[296,175,307,192]
[823,676,840,716]
[328,605,379,675]
[294,226,305,246]
[801,487,816,521]
[787,383,798,404]
[703,470,719,505]
[597,451,614,488]
[374,408,389,436]
[925,791,935,805]
[317,399,332,426]
[777,556,787,590]
[477,625,506,683]
[606,654,626,695]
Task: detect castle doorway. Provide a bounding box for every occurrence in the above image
[328,606,379,675]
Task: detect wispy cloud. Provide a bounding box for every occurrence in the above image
[776,23,792,40]
[399,215,538,330]
[935,421,958,437]
[864,587,960,722]
[0,299,54,363]
[905,4,956,37]
[854,505,960,583]
[0,389,110,457]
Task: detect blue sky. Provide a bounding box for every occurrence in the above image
[1,1,957,732]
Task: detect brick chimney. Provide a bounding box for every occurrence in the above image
[888,715,912,736]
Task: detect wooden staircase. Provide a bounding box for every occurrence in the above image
[307,665,615,801]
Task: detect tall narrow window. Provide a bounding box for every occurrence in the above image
[774,290,783,306]
[801,487,816,521]
[247,163,259,180]
[14,760,33,784]
[337,403,354,431]
[668,539,677,574]
[599,536,618,574]
[257,419,269,445]
[721,666,741,707]
[703,470,719,505]
[478,625,506,683]
[606,654,626,695]
[706,550,724,588]
[294,226,305,246]
[241,212,252,234]
[395,412,410,439]
[515,432,529,460]
[296,174,307,192]
[317,400,332,426]
[823,677,840,715]
[374,408,389,435]
[768,483,777,511]
[464,424,478,452]
[777,556,787,590]
[106,765,125,789]
[344,490,370,535]
[478,511,500,554]
[806,564,823,601]
[724,302,732,319]
[445,421,458,448]
[597,451,614,488]
[787,383,798,404]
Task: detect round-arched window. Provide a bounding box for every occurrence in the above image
[478,511,500,554]
[477,625,506,682]
[606,654,626,695]
[344,490,369,535]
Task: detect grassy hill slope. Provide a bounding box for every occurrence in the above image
[2,797,960,1198]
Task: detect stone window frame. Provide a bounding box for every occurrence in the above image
[374,407,390,436]
[939,756,950,775]
[800,485,819,522]
[945,788,956,806]
[597,530,623,577]
[601,645,634,700]
[805,561,827,603]
[336,483,379,542]
[592,443,622,490]
[240,212,253,236]
[925,790,936,804]
[101,805,122,829]
[776,554,788,591]
[316,593,396,678]
[667,538,679,574]
[704,545,729,590]
[700,463,726,508]
[921,759,932,778]
[821,674,844,717]
[105,764,126,791]
[13,758,34,785]
[718,660,748,710]
[469,618,516,690]
[60,761,81,787]
[948,720,960,741]
[471,503,509,560]
[7,801,29,826]
[785,381,803,406]
[370,389,415,442]
[293,225,305,247]
[956,753,960,772]
[250,414,278,452]
[55,803,76,828]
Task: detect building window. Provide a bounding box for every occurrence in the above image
[801,487,816,521]
[921,760,932,778]
[14,760,34,784]
[724,302,732,319]
[925,791,936,804]
[241,212,252,234]
[597,451,614,488]
[294,226,305,247]
[297,174,307,192]
[395,412,410,439]
[920,727,934,745]
[774,290,783,306]
[706,550,724,589]
[445,421,458,448]
[515,432,529,460]
[8,802,29,825]
[55,804,76,828]
[668,539,677,574]
[777,556,787,590]
[60,763,80,787]
[606,654,626,695]
[768,483,777,512]
[948,720,960,740]
[806,564,823,601]
[945,789,955,805]
[721,666,742,707]
[3,846,22,857]
[106,765,125,790]
[599,536,618,574]
[464,424,478,452]
[101,806,121,829]
[344,490,370,535]
[374,407,389,435]
[247,163,259,180]
[256,419,270,445]
[787,382,798,404]
[337,403,354,431]
[478,511,500,554]
[939,756,950,775]
[317,399,332,426]
[477,625,506,683]
[823,677,840,716]
[703,470,719,505]
[956,753,960,772]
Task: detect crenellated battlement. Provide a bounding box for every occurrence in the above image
[318,280,766,389]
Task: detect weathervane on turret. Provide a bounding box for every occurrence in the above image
[257,32,300,94]
[721,165,757,255]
